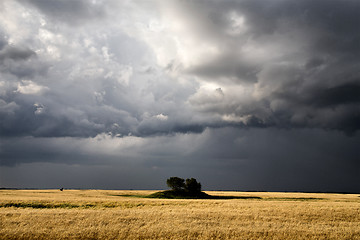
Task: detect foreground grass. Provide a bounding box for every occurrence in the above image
[1,190,360,239]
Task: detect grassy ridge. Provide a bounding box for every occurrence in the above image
[147,190,212,199]
[120,190,324,200]
[143,190,263,199]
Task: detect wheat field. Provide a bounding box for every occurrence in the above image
[1,190,359,239]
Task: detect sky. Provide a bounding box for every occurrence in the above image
[0,0,359,192]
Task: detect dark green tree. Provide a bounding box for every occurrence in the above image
[185,178,202,194]
[166,177,185,191]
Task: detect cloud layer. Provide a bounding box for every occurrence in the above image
[0,0,359,191]
[0,0,359,139]
[1,128,359,192]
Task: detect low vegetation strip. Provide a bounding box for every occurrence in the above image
[0,202,147,209]
[266,197,326,201]
[0,196,328,210]
[0,202,95,209]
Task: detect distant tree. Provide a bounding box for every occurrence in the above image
[185,178,201,194]
[166,177,185,191]
[166,177,202,195]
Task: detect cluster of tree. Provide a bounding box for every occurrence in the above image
[166,177,201,194]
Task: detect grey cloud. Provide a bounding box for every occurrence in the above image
[21,0,107,25]
[137,122,206,136]
[0,41,6,51]
[0,100,19,115]
[0,45,36,62]
[0,87,142,138]
[0,37,45,78]
[187,53,259,83]
[0,59,200,138]
[0,33,6,50]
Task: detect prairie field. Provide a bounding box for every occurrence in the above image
[1,190,359,239]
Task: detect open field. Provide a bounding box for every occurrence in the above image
[1,190,360,239]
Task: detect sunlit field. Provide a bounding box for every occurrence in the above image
[1,189,359,239]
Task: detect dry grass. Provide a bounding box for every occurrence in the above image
[1,190,360,239]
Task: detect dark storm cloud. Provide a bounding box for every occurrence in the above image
[1,128,359,192]
[2,0,360,193]
[311,83,360,107]
[0,136,109,167]
[0,0,358,139]
[167,0,360,133]
[189,128,360,192]
[0,0,359,186]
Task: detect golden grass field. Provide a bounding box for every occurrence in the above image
[1,189,359,239]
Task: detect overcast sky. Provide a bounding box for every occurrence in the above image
[0,0,359,192]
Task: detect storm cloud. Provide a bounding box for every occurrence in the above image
[0,0,359,192]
